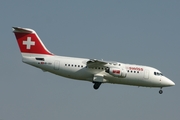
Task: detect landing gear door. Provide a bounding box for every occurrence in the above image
[93,74,106,83]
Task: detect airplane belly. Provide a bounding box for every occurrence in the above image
[104,75,156,87]
[52,65,93,81]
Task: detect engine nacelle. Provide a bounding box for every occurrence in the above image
[105,67,127,78]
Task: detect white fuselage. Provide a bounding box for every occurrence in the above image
[12,27,175,94]
[22,54,174,88]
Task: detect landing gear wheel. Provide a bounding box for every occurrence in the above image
[93,82,101,90]
[159,90,163,94]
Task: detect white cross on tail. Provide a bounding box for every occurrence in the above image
[23,37,35,49]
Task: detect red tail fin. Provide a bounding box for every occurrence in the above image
[13,27,53,55]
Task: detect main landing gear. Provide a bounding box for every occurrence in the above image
[159,88,163,94]
[93,82,102,90]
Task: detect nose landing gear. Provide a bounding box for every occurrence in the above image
[159,88,163,94]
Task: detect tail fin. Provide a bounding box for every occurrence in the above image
[12,27,53,55]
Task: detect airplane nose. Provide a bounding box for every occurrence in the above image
[161,76,175,87]
[167,79,175,86]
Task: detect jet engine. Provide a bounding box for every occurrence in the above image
[105,67,127,78]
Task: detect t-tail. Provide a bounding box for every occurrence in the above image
[12,27,53,56]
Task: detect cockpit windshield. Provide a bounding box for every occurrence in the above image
[154,72,163,76]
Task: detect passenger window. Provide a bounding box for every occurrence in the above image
[154,72,156,75]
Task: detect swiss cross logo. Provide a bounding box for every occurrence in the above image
[22,37,35,49]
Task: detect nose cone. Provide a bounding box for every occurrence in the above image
[161,76,175,87]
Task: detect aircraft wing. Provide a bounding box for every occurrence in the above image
[86,59,107,67]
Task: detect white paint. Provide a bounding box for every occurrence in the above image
[23,37,35,49]
[13,27,175,94]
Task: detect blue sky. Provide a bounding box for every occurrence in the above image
[0,0,179,120]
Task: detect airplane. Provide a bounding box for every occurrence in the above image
[12,27,175,94]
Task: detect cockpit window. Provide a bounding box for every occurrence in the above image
[154,72,163,76]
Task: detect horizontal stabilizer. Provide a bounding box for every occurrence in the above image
[12,27,35,33]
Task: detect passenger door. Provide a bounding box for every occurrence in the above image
[54,60,60,70]
[143,69,149,79]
